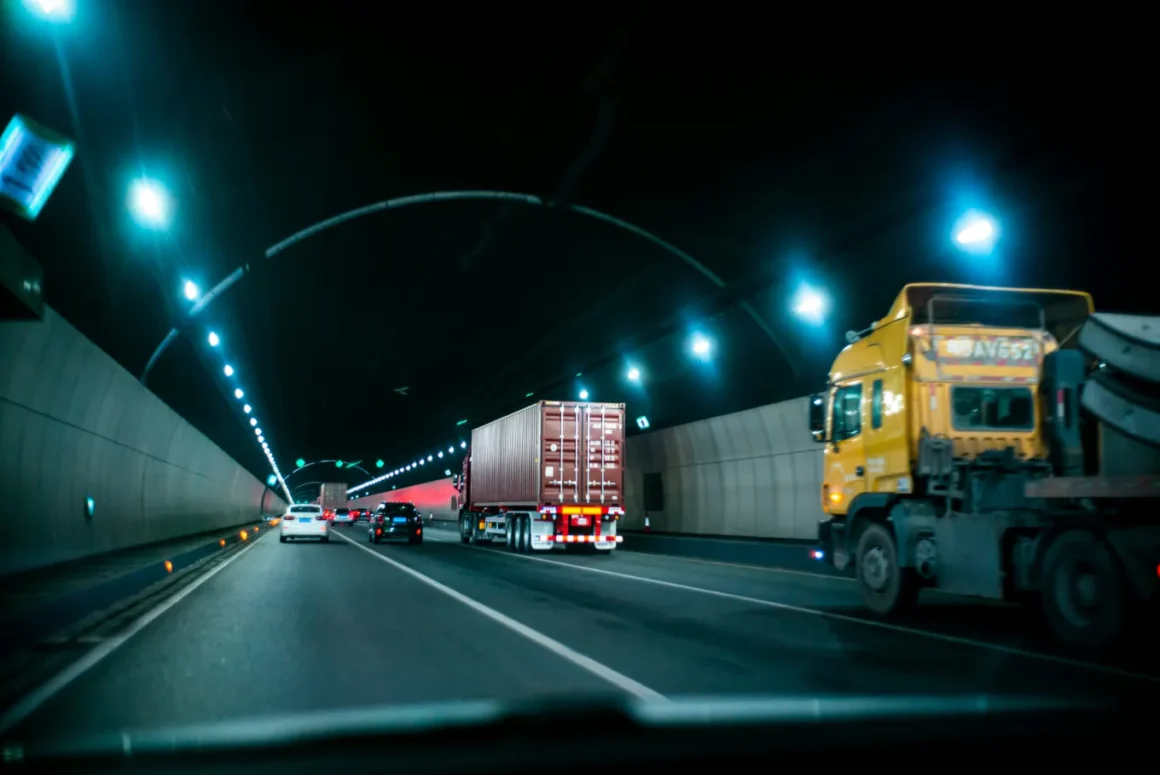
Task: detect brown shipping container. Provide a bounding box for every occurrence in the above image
[470,401,625,508]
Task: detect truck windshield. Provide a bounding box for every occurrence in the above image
[951,386,1035,432]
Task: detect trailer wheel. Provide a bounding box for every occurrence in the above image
[505,517,516,551]
[1040,530,1127,653]
[459,515,472,544]
[856,522,919,615]
[519,515,531,553]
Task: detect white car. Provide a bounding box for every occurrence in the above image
[280,505,329,543]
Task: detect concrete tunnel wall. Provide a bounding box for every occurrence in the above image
[620,396,825,540]
[0,307,287,576]
[349,395,824,542]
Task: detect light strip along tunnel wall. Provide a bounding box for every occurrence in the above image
[0,307,286,576]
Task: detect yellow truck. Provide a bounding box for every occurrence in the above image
[809,282,1160,652]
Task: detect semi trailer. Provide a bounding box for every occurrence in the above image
[811,282,1160,653]
[456,400,626,554]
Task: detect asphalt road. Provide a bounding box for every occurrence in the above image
[4,523,1158,744]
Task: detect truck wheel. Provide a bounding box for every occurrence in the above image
[505,518,516,551]
[516,515,529,553]
[1040,530,1127,654]
[856,522,919,615]
[460,515,472,544]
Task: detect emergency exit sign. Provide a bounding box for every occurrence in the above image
[0,114,75,222]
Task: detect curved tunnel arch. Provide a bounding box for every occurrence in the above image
[140,190,795,384]
[283,459,371,481]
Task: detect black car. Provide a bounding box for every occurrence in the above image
[368,502,423,545]
[352,509,371,523]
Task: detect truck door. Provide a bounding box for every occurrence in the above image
[826,380,867,514]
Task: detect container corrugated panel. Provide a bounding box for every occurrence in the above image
[319,482,347,510]
[471,401,626,507]
[471,403,542,505]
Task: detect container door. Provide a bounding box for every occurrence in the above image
[582,405,623,506]
[541,403,583,504]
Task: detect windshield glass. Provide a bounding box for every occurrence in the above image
[379,503,417,516]
[952,387,1036,431]
[0,12,1142,755]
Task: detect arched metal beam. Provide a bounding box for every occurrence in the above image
[139,190,795,384]
[283,459,371,481]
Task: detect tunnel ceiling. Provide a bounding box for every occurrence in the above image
[0,7,1143,489]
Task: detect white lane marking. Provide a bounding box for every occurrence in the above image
[465,545,1160,685]
[611,551,852,582]
[331,530,665,701]
[0,536,266,734]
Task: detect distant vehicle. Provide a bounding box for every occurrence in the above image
[369,502,423,545]
[318,482,347,519]
[457,400,625,554]
[281,504,329,543]
[331,507,355,526]
[353,509,371,523]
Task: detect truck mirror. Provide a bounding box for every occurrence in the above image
[808,393,827,442]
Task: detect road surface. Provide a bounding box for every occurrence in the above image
[4,524,1156,743]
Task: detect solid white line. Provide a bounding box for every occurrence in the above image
[0,536,265,734]
[628,552,855,582]
[472,545,1160,685]
[331,530,665,701]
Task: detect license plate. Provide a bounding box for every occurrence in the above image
[392,517,408,523]
[574,517,589,526]
[298,517,312,523]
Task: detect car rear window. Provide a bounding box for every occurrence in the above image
[335,508,350,515]
[379,503,417,516]
[289,506,321,514]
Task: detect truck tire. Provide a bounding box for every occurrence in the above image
[505,518,516,551]
[460,515,472,544]
[518,515,531,553]
[1040,530,1127,654]
[856,522,919,615]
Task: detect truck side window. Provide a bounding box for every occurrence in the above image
[832,383,863,441]
[871,379,883,430]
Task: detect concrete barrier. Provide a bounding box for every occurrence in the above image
[0,308,286,575]
[621,396,824,540]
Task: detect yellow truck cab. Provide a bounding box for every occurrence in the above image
[807,283,1160,652]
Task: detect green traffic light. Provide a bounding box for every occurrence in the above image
[376,460,384,468]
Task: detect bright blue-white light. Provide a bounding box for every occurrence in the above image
[182,280,200,301]
[792,284,828,325]
[578,388,589,400]
[626,366,641,382]
[207,331,220,347]
[690,333,712,361]
[223,364,234,377]
[23,0,75,23]
[953,210,999,254]
[128,179,171,229]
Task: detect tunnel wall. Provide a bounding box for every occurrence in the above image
[0,307,287,576]
[620,396,824,540]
